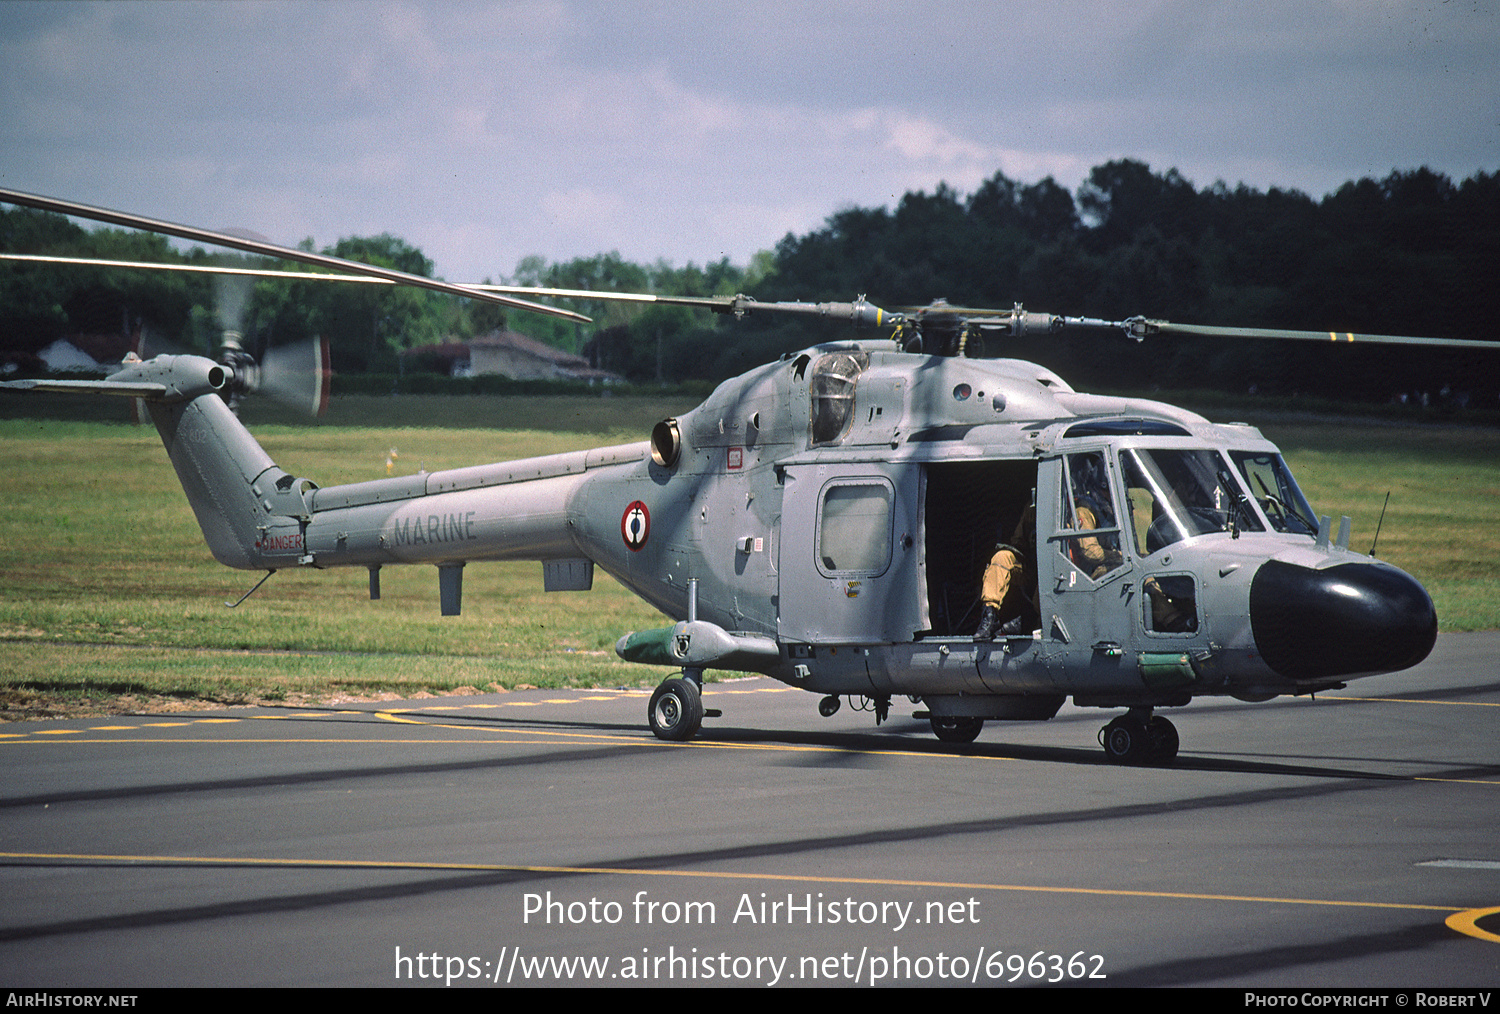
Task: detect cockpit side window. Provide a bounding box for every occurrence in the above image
[1230,451,1318,535]
[809,352,869,446]
[1056,451,1125,580]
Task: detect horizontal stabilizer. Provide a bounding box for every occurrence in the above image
[1,355,228,403]
[0,377,168,398]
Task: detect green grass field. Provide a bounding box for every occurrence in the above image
[1,396,1496,718]
[1258,420,1500,631]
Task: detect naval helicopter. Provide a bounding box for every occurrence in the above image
[2,188,1484,764]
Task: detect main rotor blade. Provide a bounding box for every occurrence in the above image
[1130,319,1498,350]
[0,252,391,284]
[0,252,759,319]
[0,250,903,329]
[468,282,734,310]
[13,241,1492,355]
[0,255,728,301]
[0,254,760,320]
[474,287,899,327]
[0,189,591,324]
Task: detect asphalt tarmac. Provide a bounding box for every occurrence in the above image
[1,633,1496,988]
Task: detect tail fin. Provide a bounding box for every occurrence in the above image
[146,393,286,569]
[0,352,312,570]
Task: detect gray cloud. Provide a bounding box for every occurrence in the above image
[1,0,1495,284]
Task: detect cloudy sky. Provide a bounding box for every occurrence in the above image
[2,1,1496,284]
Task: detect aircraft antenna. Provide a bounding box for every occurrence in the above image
[1368,492,1391,557]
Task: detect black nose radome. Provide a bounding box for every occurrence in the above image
[1250,560,1437,680]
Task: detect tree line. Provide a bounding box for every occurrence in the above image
[2,159,1496,405]
[748,161,1499,404]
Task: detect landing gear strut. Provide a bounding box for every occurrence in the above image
[1099,709,1178,765]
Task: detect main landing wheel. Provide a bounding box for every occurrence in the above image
[1146,715,1179,764]
[930,716,984,744]
[1101,715,1148,764]
[1100,713,1178,765]
[648,676,703,741]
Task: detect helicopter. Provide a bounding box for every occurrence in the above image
[2,187,1486,765]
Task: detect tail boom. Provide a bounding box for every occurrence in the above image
[146,389,648,578]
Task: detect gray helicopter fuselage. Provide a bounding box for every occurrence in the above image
[586,339,1434,716]
[0,185,1452,756]
[136,339,1436,723]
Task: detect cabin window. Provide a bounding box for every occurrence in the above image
[809,352,869,446]
[816,479,892,576]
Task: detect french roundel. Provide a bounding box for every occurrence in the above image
[621,500,651,551]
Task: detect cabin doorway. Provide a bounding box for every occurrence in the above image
[922,460,1038,637]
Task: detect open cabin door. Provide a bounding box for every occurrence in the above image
[777,463,922,644]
